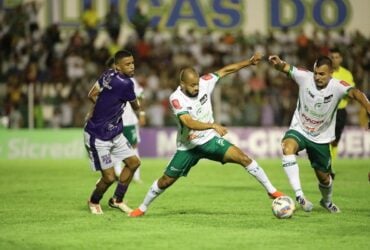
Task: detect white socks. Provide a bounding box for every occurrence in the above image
[245,160,276,194]
[282,154,303,197]
[319,176,333,204]
[139,180,164,212]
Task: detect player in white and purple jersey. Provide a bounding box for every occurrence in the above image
[84,50,144,215]
[269,55,370,213]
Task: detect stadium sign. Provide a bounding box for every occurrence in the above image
[0,127,368,159]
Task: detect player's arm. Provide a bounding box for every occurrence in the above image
[137,95,146,126]
[268,55,291,74]
[215,53,262,78]
[129,98,145,120]
[347,88,370,128]
[179,114,227,136]
[88,81,101,104]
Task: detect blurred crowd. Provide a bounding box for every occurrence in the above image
[1,2,370,129]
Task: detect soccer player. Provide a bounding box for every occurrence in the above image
[84,50,143,215]
[129,53,285,217]
[104,57,147,183]
[328,48,355,179]
[268,55,370,213]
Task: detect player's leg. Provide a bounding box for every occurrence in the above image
[108,134,140,213]
[221,140,283,198]
[281,131,313,212]
[84,132,117,214]
[308,143,340,213]
[130,174,178,217]
[130,150,197,217]
[89,168,116,214]
[330,108,346,180]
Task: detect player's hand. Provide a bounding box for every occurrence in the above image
[268,55,282,66]
[249,53,262,65]
[212,123,228,137]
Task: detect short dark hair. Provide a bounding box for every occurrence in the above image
[314,56,332,69]
[114,50,132,64]
[329,47,341,54]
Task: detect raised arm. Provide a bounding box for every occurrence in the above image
[268,55,291,74]
[347,88,370,128]
[215,53,262,78]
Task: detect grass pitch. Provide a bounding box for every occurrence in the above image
[0,158,369,250]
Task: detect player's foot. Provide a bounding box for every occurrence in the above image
[296,196,313,212]
[320,199,341,213]
[129,208,145,217]
[88,200,103,215]
[108,198,133,214]
[268,190,285,199]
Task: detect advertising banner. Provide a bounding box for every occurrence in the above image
[1,127,368,160]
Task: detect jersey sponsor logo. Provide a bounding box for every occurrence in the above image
[102,74,113,90]
[201,74,213,80]
[171,99,182,109]
[339,80,350,87]
[324,94,333,103]
[199,94,208,105]
[302,113,324,126]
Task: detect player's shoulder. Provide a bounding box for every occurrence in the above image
[200,73,219,82]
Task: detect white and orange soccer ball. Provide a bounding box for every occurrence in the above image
[272,196,295,219]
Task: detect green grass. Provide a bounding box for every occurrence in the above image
[0,158,369,250]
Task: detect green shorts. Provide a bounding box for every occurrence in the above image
[123,125,139,145]
[164,136,233,178]
[283,130,331,172]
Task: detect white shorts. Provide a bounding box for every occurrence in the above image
[84,132,136,171]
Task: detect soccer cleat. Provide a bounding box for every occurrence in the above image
[268,190,285,199]
[320,199,341,213]
[108,198,133,214]
[296,196,313,212]
[129,208,145,217]
[88,200,104,215]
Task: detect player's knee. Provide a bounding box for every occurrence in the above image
[125,156,141,171]
[103,174,116,185]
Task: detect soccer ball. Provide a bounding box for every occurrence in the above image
[272,196,295,219]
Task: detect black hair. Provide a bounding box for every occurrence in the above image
[114,50,133,64]
[314,56,333,69]
[329,47,341,54]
